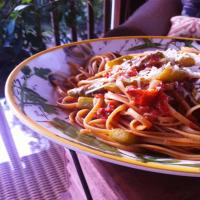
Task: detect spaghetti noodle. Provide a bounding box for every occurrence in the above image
[49,49,200,160]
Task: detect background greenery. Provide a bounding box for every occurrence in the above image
[0,0,103,96]
[0,0,103,54]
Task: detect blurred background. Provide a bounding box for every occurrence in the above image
[0,0,105,97]
[0,0,105,51]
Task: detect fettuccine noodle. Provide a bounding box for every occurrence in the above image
[49,48,200,160]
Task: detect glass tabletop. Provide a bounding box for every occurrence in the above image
[0,99,70,199]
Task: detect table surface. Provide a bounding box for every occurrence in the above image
[1,97,200,200]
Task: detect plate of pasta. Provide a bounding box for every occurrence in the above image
[5,36,200,176]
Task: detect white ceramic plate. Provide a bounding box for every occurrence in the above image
[5,36,200,177]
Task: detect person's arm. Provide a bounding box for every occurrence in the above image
[105,0,182,37]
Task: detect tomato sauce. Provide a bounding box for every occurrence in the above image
[126,68,138,77]
[127,86,170,119]
[94,93,104,98]
[127,87,159,106]
[143,53,164,68]
[96,101,116,119]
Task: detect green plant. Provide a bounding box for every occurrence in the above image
[0,0,103,97]
[0,0,50,96]
[0,0,50,54]
[0,0,104,53]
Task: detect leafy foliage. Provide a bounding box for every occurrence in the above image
[21,65,31,77]
[0,0,46,54]
[49,117,121,155]
[127,39,161,51]
[0,0,103,97]
[0,0,103,54]
[13,65,57,114]
[49,118,78,138]
[34,67,51,80]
